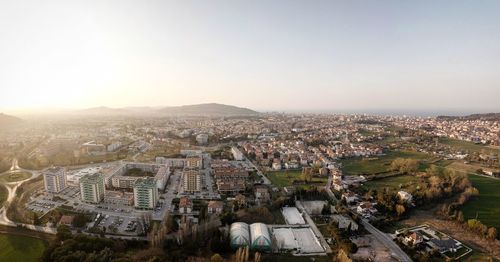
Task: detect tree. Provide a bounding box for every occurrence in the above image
[56,225,72,241]
[487,227,497,240]
[456,211,464,223]
[395,204,406,217]
[72,214,88,228]
[211,253,223,262]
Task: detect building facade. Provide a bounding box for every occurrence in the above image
[80,173,105,203]
[43,167,67,193]
[182,169,201,192]
[133,177,159,209]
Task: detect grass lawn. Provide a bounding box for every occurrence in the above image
[0,185,7,207]
[339,150,432,175]
[363,175,420,191]
[0,171,32,183]
[266,170,328,187]
[0,234,47,262]
[440,137,500,154]
[461,175,500,231]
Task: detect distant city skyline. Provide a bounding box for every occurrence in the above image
[1,1,500,113]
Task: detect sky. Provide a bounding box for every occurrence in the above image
[1,0,500,114]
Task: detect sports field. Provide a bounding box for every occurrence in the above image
[461,175,500,231]
[339,150,431,175]
[0,234,47,262]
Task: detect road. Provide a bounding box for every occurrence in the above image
[361,219,412,262]
[244,157,271,185]
[324,172,411,262]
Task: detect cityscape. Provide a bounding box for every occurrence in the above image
[1,1,500,262]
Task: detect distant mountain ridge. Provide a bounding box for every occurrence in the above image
[158,103,258,116]
[437,113,500,121]
[75,103,258,116]
[0,113,22,126]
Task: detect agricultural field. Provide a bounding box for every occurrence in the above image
[339,150,433,175]
[0,234,47,262]
[461,175,500,231]
[0,171,32,183]
[439,137,500,155]
[266,170,328,187]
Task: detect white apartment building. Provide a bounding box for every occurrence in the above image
[43,167,67,193]
[80,173,105,203]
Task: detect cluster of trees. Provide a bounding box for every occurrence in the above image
[390,158,418,174]
[466,219,497,240]
[42,225,145,262]
[324,223,358,255]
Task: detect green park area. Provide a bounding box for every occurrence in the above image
[0,171,32,183]
[439,137,500,154]
[266,170,328,187]
[339,150,432,176]
[461,175,500,231]
[0,234,47,262]
[363,175,420,191]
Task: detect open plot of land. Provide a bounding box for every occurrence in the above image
[440,137,500,154]
[0,234,47,262]
[0,171,32,183]
[363,175,420,191]
[461,175,500,231]
[339,150,432,175]
[266,170,328,187]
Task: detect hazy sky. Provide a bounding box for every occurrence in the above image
[1,0,500,113]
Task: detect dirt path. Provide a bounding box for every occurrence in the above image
[401,209,500,260]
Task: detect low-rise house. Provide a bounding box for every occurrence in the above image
[59,215,74,226]
[254,185,270,204]
[208,200,224,214]
[179,197,193,214]
[403,232,423,246]
[356,201,377,217]
[342,191,358,204]
[397,191,413,203]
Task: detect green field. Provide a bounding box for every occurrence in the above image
[266,170,328,187]
[440,137,500,154]
[363,175,420,191]
[339,150,432,175]
[0,234,47,262]
[461,175,500,231]
[0,185,7,207]
[0,172,32,183]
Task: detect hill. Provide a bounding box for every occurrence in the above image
[0,113,22,126]
[437,113,500,121]
[158,103,258,116]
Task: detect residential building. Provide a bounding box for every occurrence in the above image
[186,155,202,169]
[43,167,67,193]
[104,191,134,206]
[196,134,209,145]
[231,147,244,161]
[182,169,201,193]
[179,197,193,213]
[133,177,159,209]
[207,201,224,214]
[80,173,105,204]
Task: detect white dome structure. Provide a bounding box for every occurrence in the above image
[250,223,272,251]
[230,222,250,249]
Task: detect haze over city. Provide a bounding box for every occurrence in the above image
[1,0,500,115]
